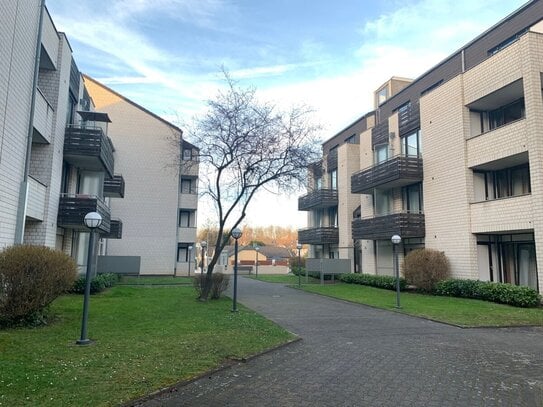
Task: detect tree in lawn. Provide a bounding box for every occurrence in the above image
[191,75,320,300]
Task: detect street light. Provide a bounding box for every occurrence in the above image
[231,228,243,312]
[200,241,207,274]
[296,243,302,288]
[254,245,260,279]
[76,211,102,345]
[188,245,193,277]
[391,234,402,309]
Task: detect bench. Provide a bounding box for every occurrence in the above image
[236,265,253,275]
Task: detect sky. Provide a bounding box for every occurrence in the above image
[47,0,527,228]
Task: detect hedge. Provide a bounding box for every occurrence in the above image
[434,279,541,308]
[71,273,119,295]
[339,273,407,291]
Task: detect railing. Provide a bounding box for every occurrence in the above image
[298,226,339,245]
[33,89,54,143]
[27,176,47,221]
[64,124,114,178]
[352,212,425,240]
[103,175,125,198]
[101,218,122,239]
[298,189,338,211]
[327,148,338,171]
[57,193,111,233]
[398,102,420,136]
[351,154,423,194]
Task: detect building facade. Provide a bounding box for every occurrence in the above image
[299,0,543,293]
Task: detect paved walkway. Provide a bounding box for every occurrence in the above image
[139,277,543,407]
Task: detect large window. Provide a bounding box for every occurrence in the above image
[373,189,392,216]
[178,210,194,227]
[489,98,525,131]
[377,87,388,105]
[473,164,530,201]
[180,178,195,194]
[374,144,389,164]
[177,244,190,262]
[328,206,338,227]
[329,170,337,190]
[315,176,323,190]
[401,130,421,157]
[402,183,423,213]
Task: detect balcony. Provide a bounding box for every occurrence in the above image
[352,212,425,240]
[298,189,338,211]
[179,192,198,210]
[178,226,197,243]
[298,226,339,245]
[101,219,122,239]
[103,175,125,198]
[64,125,114,178]
[26,176,47,221]
[351,155,423,194]
[57,194,110,233]
[33,89,53,143]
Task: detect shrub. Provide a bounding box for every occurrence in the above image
[71,273,119,295]
[0,245,77,327]
[435,279,541,307]
[339,273,407,291]
[403,248,451,292]
[193,272,230,299]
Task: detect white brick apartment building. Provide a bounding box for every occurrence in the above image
[299,0,543,293]
[0,1,198,276]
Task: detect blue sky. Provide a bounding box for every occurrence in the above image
[48,0,527,227]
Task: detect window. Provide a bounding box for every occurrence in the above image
[473,164,530,201]
[182,149,192,160]
[330,170,337,190]
[313,209,324,227]
[402,183,423,213]
[328,207,338,227]
[315,176,323,190]
[181,178,194,194]
[374,144,389,164]
[179,210,192,227]
[345,134,356,144]
[373,189,392,216]
[401,130,421,157]
[377,87,388,105]
[488,98,525,131]
[177,244,190,262]
[488,29,527,56]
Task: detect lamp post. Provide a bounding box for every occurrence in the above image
[188,245,193,277]
[76,211,102,345]
[391,234,402,309]
[255,245,260,278]
[231,228,242,312]
[200,241,207,274]
[296,243,302,288]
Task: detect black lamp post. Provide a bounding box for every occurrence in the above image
[255,245,260,278]
[200,241,207,274]
[76,211,102,345]
[231,228,242,312]
[297,243,302,288]
[391,234,402,309]
[188,245,193,277]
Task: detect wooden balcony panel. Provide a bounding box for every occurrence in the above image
[57,194,111,233]
[351,156,423,194]
[327,148,338,171]
[64,126,114,178]
[298,189,338,211]
[298,226,339,245]
[371,120,389,146]
[398,102,420,136]
[103,175,125,198]
[352,213,425,240]
[101,219,122,239]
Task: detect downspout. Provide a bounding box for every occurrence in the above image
[14,0,46,244]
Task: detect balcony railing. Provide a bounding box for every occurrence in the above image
[27,176,47,221]
[101,218,122,239]
[57,194,111,233]
[352,212,425,240]
[33,89,53,143]
[64,125,114,178]
[351,155,423,194]
[103,175,125,198]
[298,189,338,211]
[298,226,339,245]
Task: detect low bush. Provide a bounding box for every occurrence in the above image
[0,245,77,327]
[403,248,451,292]
[71,273,119,295]
[435,279,541,307]
[193,272,230,299]
[339,273,407,291]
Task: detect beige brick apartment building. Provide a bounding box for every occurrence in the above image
[0,1,198,275]
[299,0,543,293]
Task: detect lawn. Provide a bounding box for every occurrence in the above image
[300,283,543,327]
[118,275,192,285]
[246,274,320,284]
[0,285,294,406]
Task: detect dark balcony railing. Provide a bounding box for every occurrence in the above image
[298,226,339,245]
[101,218,122,239]
[103,175,125,198]
[298,189,338,211]
[352,212,425,240]
[327,148,338,171]
[351,155,423,194]
[57,194,111,233]
[64,125,114,178]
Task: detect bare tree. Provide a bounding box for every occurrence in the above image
[189,73,321,300]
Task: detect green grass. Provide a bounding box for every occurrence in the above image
[0,286,294,406]
[246,274,320,284]
[118,276,192,285]
[300,283,543,327]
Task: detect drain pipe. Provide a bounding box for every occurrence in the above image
[14,0,45,244]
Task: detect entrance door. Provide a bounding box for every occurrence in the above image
[477,243,492,281]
